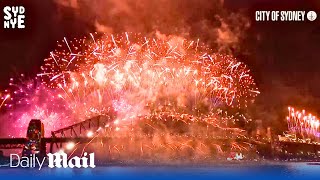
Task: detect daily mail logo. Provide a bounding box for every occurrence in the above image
[8,152,96,170]
[3,6,25,29]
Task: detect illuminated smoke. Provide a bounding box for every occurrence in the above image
[54,0,250,54]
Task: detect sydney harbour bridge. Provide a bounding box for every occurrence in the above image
[0,116,320,161]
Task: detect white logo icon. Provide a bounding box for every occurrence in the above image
[307,11,317,21]
[3,6,25,29]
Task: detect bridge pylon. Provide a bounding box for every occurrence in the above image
[21,119,45,158]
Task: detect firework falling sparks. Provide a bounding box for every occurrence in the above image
[287,107,320,139]
[53,111,252,161]
[2,33,259,138]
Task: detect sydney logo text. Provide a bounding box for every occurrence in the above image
[3,6,25,29]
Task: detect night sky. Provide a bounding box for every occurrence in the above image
[0,0,320,132]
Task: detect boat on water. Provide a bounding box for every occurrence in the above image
[307,162,320,165]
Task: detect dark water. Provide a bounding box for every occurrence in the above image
[0,162,320,180]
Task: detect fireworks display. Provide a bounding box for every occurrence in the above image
[40,32,258,111]
[1,33,259,144]
[287,107,320,139]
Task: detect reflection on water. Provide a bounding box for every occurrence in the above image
[0,163,320,180]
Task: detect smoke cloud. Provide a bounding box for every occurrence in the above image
[54,0,250,54]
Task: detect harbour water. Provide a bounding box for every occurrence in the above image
[0,162,320,180]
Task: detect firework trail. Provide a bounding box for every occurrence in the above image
[1,33,259,138]
[0,94,10,109]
